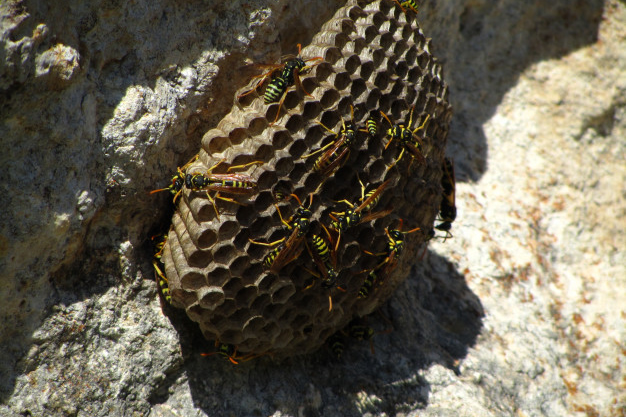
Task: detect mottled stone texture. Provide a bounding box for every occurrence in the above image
[1,0,624,416]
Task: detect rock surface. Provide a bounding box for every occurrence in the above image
[0,0,624,416]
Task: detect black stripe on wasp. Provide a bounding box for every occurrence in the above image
[183,158,262,218]
[248,193,313,274]
[326,317,392,359]
[380,106,430,171]
[435,157,456,241]
[151,233,172,304]
[149,154,200,203]
[303,225,346,312]
[301,105,370,177]
[394,0,419,14]
[237,43,323,125]
[328,179,392,251]
[359,219,422,296]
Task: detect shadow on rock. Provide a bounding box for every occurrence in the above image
[165,251,482,417]
[422,0,605,181]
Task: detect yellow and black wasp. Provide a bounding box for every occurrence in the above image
[394,0,419,14]
[200,342,262,365]
[237,43,323,125]
[150,154,200,203]
[362,219,422,288]
[184,158,261,218]
[302,105,359,177]
[151,234,172,304]
[249,193,313,274]
[365,113,378,137]
[435,157,456,240]
[347,319,377,354]
[326,332,346,359]
[357,269,377,299]
[380,106,430,170]
[329,179,392,249]
[305,226,345,311]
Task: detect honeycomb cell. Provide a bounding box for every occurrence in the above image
[288,139,307,159]
[272,328,294,349]
[242,316,265,338]
[250,292,271,312]
[229,255,251,276]
[162,0,452,358]
[206,266,230,286]
[252,191,275,214]
[218,220,240,241]
[271,129,292,151]
[350,78,368,100]
[373,71,390,90]
[180,270,207,290]
[235,286,258,309]
[213,242,236,265]
[198,287,225,310]
[273,155,295,177]
[360,61,375,80]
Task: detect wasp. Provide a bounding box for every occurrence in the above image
[363,219,422,286]
[184,158,261,218]
[329,179,392,249]
[365,114,377,137]
[151,234,172,304]
[435,157,456,241]
[201,342,261,365]
[150,154,199,203]
[302,105,359,177]
[357,269,377,298]
[380,106,430,170]
[237,44,323,125]
[394,0,419,13]
[304,226,344,311]
[347,320,377,354]
[249,193,313,274]
[326,332,346,359]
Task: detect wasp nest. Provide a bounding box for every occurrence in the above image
[160,0,452,357]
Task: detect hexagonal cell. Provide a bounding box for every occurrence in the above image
[250,292,271,313]
[206,265,230,287]
[235,285,259,309]
[271,129,293,151]
[242,315,266,338]
[270,281,296,304]
[197,287,225,310]
[179,270,207,290]
[212,242,237,266]
[222,277,243,299]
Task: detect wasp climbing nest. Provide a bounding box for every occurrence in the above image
[160,0,452,357]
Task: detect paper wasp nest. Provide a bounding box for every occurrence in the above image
[161,0,452,357]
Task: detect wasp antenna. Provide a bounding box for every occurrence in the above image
[405,226,421,234]
[149,187,169,195]
[289,193,303,206]
[412,113,430,134]
[380,110,393,128]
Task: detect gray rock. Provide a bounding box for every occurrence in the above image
[1,0,624,416]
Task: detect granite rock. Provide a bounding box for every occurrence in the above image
[1,0,624,416]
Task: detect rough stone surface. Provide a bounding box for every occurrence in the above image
[1,0,624,416]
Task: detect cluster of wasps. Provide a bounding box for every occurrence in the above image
[149,0,456,364]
